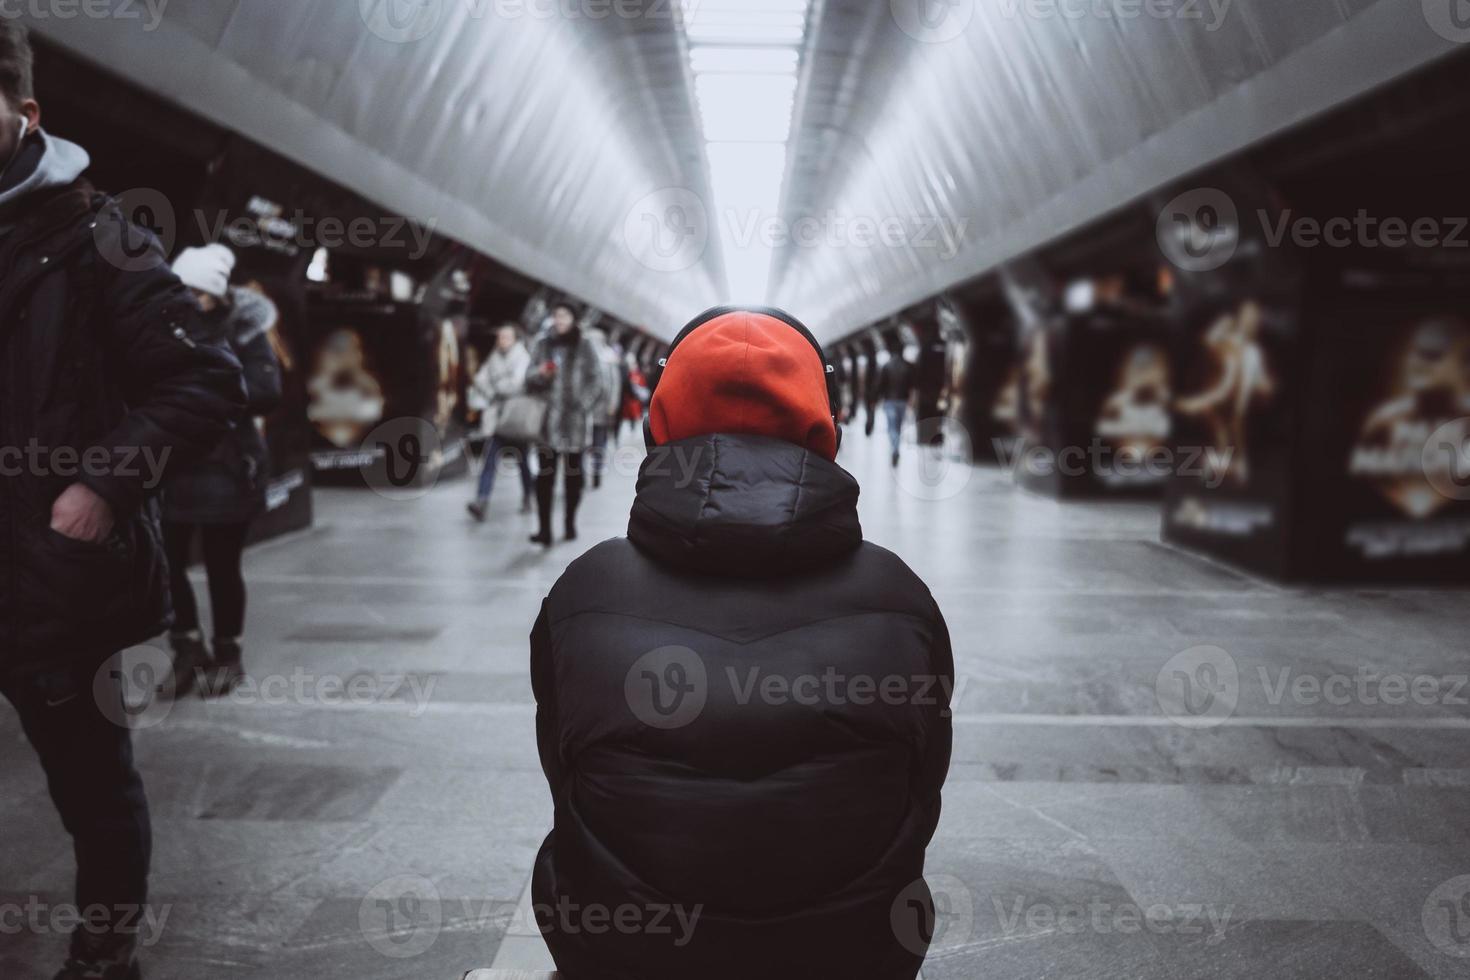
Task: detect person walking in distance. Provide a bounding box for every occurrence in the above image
[0,25,244,980]
[530,308,953,979]
[466,322,536,521]
[525,302,604,546]
[585,326,625,490]
[159,245,283,699]
[878,340,918,467]
[620,352,651,440]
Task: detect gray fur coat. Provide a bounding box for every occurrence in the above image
[525,330,604,453]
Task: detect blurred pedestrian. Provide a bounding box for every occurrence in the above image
[530,308,952,979]
[160,245,283,699]
[585,326,624,490]
[525,303,604,545]
[466,322,536,521]
[863,345,881,438]
[620,353,650,440]
[878,342,917,466]
[0,25,244,980]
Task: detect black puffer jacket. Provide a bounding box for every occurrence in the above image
[0,179,245,679]
[162,287,283,525]
[531,432,952,980]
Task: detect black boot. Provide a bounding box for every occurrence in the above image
[54,930,141,980]
[161,630,210,700]
[564,470,585,544]
[533,466,555,546]
[201,637,245,698]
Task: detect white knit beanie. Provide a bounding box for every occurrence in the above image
[171,244,237,299]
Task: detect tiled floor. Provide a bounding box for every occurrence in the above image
[3,429,1468,979]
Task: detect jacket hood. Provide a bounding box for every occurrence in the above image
[0,130,90,230]
[650,308,839,461]
[628,432,862,577]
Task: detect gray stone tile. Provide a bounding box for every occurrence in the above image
[195,763,403,822]
[4,430,1467,979]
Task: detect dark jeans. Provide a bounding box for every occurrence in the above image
[884,399,908,456]
[535,448,585,536]
[0,664,151,934]
[162,520,251,638]
[476,435,534,504]
[589,423,611,481]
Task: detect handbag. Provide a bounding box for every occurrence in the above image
[495,392,548,443]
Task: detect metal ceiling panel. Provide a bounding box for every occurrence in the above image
[30,0,721,338]
[773,0,1460,340]
[29,0,1461,343]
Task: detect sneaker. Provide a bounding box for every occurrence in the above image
[161,631,210,700]
[200,638,245,699]
[53,961,140,980]
[466,500,487,523]
[564,526,578,543]
[54,930,140,980]
[530,531,553,547]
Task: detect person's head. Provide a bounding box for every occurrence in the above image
[171,244,237,313]
[1405,317,1463,392]
[648,308,839,461]
[495,322,520,352]
[551,303,578,335]
[0,23,39,165]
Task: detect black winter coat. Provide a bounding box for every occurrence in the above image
[0,180,245,679]
[878,357,917,403]
[531,432,953,980]
[162,287,284,525]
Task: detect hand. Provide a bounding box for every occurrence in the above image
[50,484,115,544]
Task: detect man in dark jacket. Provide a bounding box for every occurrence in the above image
[531,307,953,979]
[0,25,245,980]
[877,342,918,468]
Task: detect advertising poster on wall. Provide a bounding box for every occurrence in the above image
[305,296,468,489]
[1090,335,1174,492]
[1003,266,1177,497]
[1304,268,1470,579]
[1159,171,1305,577]
[1163,290,1301,575]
